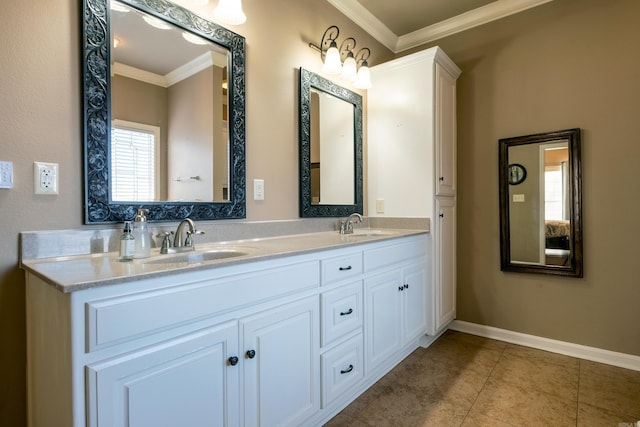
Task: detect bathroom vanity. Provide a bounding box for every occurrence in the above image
[22,228,445,427]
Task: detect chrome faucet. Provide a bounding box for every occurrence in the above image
[173,218,205,249]
[157,218,205,254]
[340,213,363,235]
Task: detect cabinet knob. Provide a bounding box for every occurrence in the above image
[439,213,444,218]
[439,176,444,182]
[404,284,409,289]
[227,356,239,366]
[398,286,404,292]
[340,364,354,374]
[245,349,256,359]
[339,266,352,271]
[340,308,353,316]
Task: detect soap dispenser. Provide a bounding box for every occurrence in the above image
[133,209,152,259]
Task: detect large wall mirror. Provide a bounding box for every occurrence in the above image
[298,68,363,217]
[83,0,246,223]
[499,128,583,277]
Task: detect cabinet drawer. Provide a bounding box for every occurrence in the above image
[85,260,319,352]
[321,282,363,347]
[321,334,364,408]
[364,237,425,272]
[321,252,363,286]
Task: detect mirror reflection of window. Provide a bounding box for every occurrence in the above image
[544,145,569,221]
[111,120,160,202]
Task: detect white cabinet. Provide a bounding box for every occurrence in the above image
[435,198,456,330]
[368,46,460,335]
[86,321,239,427]
[241,297,320,427]
[25,233,429,427]
[364,262,427,373]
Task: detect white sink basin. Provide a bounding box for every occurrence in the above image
[144,248,249,265]
[343,229,397,240]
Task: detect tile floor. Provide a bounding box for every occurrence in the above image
[325,330,640,426]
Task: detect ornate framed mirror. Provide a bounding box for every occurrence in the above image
[83,0,246,223]
[499,128,583,277]
[298,68,363,217]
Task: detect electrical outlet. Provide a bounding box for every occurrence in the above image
[34,162,59,195]
[0,161,14,189]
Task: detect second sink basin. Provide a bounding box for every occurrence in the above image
[144,248,249,265]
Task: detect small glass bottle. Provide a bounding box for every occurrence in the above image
[119,221,135,262]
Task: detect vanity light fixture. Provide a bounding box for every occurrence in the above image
[212,0,246,26]
[310,25,373,89]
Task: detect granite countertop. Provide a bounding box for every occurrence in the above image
[21,228,427,293]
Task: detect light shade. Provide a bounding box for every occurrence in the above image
[342,52,357,82]
[182,31,208,45]
[354,63,372,89]
[322,42,342,75]
[143,15,172,30]
[213,0,247,25]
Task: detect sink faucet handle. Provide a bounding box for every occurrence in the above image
[184,229,205,247]
[156,232,173,253]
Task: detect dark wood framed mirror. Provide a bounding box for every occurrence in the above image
[83,0,246,223]
[298,68,363,217]
[499,128,583,277]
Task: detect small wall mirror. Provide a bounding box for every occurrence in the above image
[298,68,363,217]
[499,128,583,277]
[83,0,246,223]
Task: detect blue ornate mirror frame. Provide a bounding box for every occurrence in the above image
[82,0,246,223]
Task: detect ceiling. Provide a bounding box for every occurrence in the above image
[327,0,554,53]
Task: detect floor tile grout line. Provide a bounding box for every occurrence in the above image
[457,343,508,426]
[575,359,582,426]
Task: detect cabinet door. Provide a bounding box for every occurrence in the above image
[436,198,456,330]
[435,62,457,197]
[364,270,402,373]
[241,297,320,427]
[402,262,428,344]
[86,321,239,427]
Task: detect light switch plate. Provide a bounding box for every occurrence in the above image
[0,161,14,189]
[253,179,264,201]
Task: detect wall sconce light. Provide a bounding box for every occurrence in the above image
[310,25,372,89]
[212,0,246,26]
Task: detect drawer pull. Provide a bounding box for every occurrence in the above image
[228,356,239,366]
[340,364,354,374]
[246,349,256,359]
[339,266,352,271]
[340,308,353,316]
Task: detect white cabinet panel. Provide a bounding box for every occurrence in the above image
[402,262,428,342]
[436,198,457,330]
[435,62,457,197]
[241,297,320,427]
[321,334,364,407]
[321,281,363,347]
[364,270,403,373]
[86,321,239,427]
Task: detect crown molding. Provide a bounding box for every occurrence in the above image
[327,0,554,53]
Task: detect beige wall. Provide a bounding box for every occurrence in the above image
[0,1,389,424]
[415,0,640,357]
[2,0,639,424]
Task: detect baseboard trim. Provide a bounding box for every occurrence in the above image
[449,320,640,372]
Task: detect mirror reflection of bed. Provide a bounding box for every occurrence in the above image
[545,220,570,265]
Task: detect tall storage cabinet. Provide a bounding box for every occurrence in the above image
[368,46,461,335]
